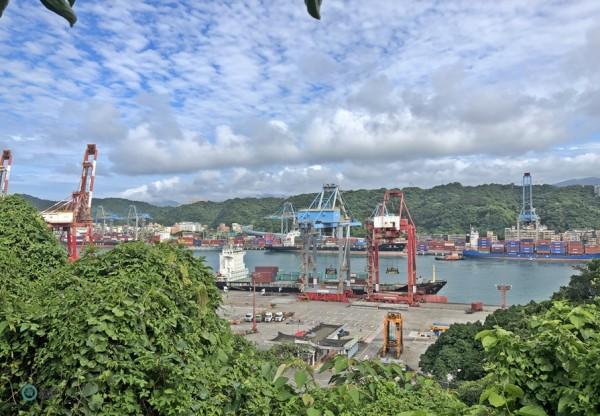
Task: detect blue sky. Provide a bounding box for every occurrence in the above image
[1,0,599,203]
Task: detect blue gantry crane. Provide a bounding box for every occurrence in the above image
[517,172,540,240]
[296,184,361,300]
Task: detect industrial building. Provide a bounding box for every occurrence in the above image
[269,323,359,365]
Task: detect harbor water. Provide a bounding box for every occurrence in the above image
[194,250,577,306]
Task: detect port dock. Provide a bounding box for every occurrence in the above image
[219,292,496,371]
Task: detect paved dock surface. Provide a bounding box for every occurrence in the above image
[219,292,496,371]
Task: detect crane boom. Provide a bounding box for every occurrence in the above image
[41,144,98,261]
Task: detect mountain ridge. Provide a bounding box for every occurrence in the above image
[554,177,600,187]
[15,182,600,236]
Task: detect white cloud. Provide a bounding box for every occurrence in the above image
[1,1,600,201]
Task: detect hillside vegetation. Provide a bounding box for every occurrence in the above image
[19,183,600,235]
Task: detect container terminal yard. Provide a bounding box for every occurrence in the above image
[218,291,497,372]
[2,145,597,368]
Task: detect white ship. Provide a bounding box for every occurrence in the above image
[218,245,249,282]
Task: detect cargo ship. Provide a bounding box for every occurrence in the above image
[266,242,405,254]
[462,249,600,262]
[215,246,445,295]
[463,231,600,262]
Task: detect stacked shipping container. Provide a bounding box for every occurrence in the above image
[506,240,520,253]
[567,241,584,255]
[585,245,600,254]
[478,238,490,252]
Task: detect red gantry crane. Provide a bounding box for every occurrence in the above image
[0,149,12,196]
[41,144,98,261]
[366,190,447,305]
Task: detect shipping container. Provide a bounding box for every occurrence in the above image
[585,245,600,254]
[252,272,274,284]
[255,266,279,273]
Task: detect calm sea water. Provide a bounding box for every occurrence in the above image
[194,250,577,306]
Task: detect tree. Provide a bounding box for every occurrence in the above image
[552,260,600,304]
[419,322,485,384]
[477,301,600,415]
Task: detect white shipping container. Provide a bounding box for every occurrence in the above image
[373,215,401,230]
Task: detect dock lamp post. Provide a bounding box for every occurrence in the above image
[252,273,258,333]
[496,284,512,309]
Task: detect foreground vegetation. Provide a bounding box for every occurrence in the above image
[21,182,600,236]
[2,195,599,414]
[421,260,600,415]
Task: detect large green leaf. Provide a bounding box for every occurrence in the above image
[305,0,322,20]
[0,0,9,18]
[487,391,506,407]
[295,369,308,389]
[517,405,548,416]
[40,0,77,27]
[81,382,99,397]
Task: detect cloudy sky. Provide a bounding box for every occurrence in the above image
[1,1,599,204]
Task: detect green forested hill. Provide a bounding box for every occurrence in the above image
[18,183,600,236]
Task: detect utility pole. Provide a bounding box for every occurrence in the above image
[252,273,257,333]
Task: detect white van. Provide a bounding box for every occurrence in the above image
[244,312,253,322]
[274,312,284,322]
[264,312,273,322]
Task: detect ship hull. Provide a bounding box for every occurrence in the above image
[266,243,405,253]
[463,249,600,262]
[215,280,446,295]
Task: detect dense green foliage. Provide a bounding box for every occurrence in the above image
[422,260,600,415]
[420,301,551,385]
[20,182,600,235]
[419,322,485,384]
[478,301,600,415]
[552,261,600,304]
[0,196,66,289]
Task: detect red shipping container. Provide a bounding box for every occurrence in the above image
[255,266,279,273]
[252,272,273,283]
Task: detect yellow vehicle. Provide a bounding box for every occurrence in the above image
[430,322,449,335]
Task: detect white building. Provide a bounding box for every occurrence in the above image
[171,222,205,234]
